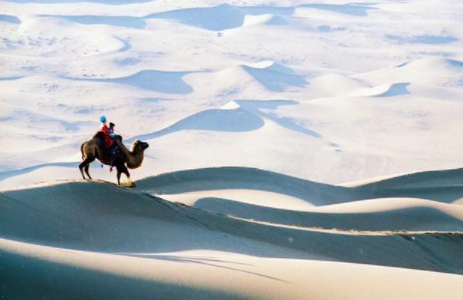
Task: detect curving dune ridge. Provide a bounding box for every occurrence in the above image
[2,0,463,298]
[2,166,463,299]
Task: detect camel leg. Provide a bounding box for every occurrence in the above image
[84,163,93,180]
[121,165,132,185]
[79,162,87,180]
[79,158,94,181]
[123,166,133,185]
[116,166,122,185]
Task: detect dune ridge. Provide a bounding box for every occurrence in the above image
[2,0,463,298]
[2,167,463,299]
[2,174,463,274]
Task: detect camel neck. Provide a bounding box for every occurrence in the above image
[127,152,143,169]
[121,142,144,169]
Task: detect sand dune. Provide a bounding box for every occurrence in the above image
[354,57,463,87]
[26,3,378,33]
[194,197,463,231]
[49,15,146,29]
[137,166,463,205]
[0,14,21,24]
[242,14,288,27]
[2,0,463,298]
[2,163,463,299]
[2,179,463,273]
[136,167,351,206]
[134,167,463,231]
[3,238,463,300]
[2,177,463,300]
[353,167,463,189]
[126,99,325,144]
[81,70,193,94]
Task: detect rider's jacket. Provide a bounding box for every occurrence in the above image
[100,123,114,147]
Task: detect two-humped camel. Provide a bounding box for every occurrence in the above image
[79,132,149,186]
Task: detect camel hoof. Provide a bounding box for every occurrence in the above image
[120,181,136,188]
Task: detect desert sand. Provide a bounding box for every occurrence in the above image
[1,0,463,299]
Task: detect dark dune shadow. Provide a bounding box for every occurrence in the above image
[126,99,322,143]
[138,166,463,204]
[376,83,410,97]
[0,14,21,24]
[24,2,377,41]
[301,3,377,16]
[146,4,245,31]
[236,100,322,138]
[40,5,245,31]
[39,3,375,33]
[48,15,146,29]
[72,70,193,94]
[114,37,132,52]
[236,6,295,15]
[194,197,463,231]
[0,184,317,259]
[395,58,463,70]
[242,65,308,92]
[358,186,463,203]
[356,167,463,190]
[0,77,23,81]
[386,34,458,45]
[136,167,353,206]
[0,249,248,300]
[99,70,192,94]
[126,107,264,143]
[446,58,463,68]
[139,167,463,206]
[352,167,463,203]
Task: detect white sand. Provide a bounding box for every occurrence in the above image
[2,177,463,298]
[1,0,463,187]
[1,0,463,299]
[2,238,463,300]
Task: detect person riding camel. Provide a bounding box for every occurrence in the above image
[100,116,120,172]
[108,122,117,140]
[100,116,114,148]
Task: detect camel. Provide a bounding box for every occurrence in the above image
[79,132,149,186]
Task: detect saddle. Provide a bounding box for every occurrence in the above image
[108,142,121,159]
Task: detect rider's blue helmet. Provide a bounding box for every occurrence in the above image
[100,115,107,123]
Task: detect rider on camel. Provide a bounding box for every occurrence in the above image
[100,116,119,172]
[100,116,114,148]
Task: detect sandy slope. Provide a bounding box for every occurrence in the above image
[135,167,463,231]
[2,0,463,187]
[2,0,463,298]
[3,239,463,300]
[2,176,463,299]
[1,179,463,272]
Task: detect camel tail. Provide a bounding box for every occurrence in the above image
[80,143,85,160]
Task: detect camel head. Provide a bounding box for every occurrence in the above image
[131,140,149,153]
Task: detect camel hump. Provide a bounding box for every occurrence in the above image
[92,131,123,143]
[93,131,105,140]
